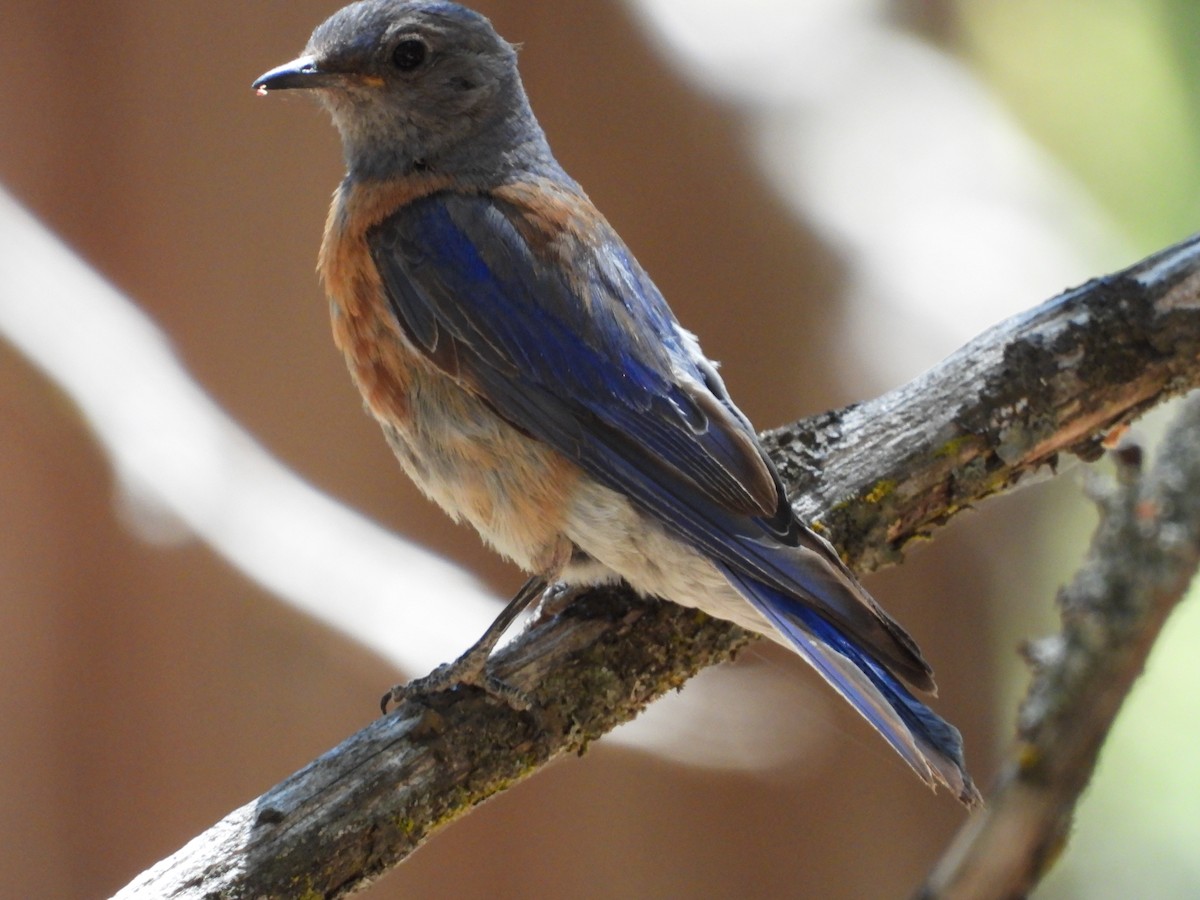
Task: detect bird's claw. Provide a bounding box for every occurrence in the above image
[382,575,549,714]
[380,647,531,714]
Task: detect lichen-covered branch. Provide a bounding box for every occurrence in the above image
[765,233,1200,571]
[114,233,1200,899]
[916,393,1200,900]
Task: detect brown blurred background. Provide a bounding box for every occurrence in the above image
[4,1,1197,898]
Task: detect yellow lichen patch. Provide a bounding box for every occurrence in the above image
[1016,740,1041,774]
[935,434,977,458]
[864,480,896,504]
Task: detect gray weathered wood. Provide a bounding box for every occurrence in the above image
[917,393,1200,899]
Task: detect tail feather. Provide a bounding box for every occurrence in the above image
[719,564,981,807]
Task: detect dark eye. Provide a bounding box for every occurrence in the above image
[391,38,428,72]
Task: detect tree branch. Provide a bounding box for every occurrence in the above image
[916,392,1200,899]
[114,234,1200,899]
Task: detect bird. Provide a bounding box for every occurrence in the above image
[253,0,980,806]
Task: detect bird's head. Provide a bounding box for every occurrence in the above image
[254,1,553,182]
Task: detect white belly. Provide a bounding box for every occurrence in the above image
[560,477,779,642]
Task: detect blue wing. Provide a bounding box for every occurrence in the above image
[719,564,976,802]
[368,186,976,800]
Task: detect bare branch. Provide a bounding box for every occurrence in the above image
[114,234,1200,899]
[766,233,1200,570]
[916,392,1200,899]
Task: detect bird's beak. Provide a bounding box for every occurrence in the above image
[253,55,341,94]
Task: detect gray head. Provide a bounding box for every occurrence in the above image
[254,0,558,183]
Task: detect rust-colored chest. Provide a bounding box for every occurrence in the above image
[314,175,580,573]
[317,175,454,425]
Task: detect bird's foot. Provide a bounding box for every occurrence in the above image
[380,640,531,713]
[380,575,547,715]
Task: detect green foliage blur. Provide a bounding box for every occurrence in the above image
[959,0,1200,252]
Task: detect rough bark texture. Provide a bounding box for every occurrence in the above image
[917,394,1200,899]
[115,234,1200,899]
[765,235,1200,570]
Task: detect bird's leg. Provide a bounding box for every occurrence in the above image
[381,575,547,714]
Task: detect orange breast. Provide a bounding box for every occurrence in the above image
[318,176,451,424]
[315,176,582,574]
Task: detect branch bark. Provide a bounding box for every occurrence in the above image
[916,393,1200,899]
[114,234,1200,899]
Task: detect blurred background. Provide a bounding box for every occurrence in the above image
[2,0,1199,897]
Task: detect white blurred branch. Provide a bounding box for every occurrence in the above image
[0,186,498,674]
[631,0,1126,381]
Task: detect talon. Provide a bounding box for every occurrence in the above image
[380,687,402,714]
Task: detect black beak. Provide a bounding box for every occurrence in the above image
[253,55,341,93]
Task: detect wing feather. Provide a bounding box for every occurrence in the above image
[368,187,933,690]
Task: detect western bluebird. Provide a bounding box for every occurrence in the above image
[254,0,979,805]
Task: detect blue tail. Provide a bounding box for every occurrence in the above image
[720,564,980,806]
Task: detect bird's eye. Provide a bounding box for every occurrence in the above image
[391,38,428,72]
